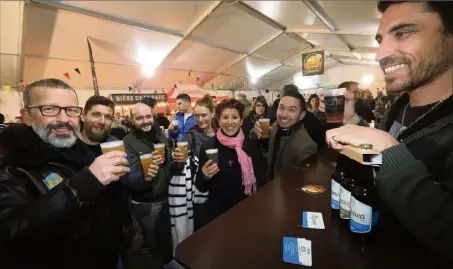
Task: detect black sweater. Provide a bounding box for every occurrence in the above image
[195,135,266,222]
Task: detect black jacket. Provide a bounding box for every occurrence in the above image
[122,126,173,202]
[0,124,124,269]
[302,111,326,148]
[195,135,266,221]
[377,93,453,266]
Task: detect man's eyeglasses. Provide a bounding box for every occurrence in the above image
[26,105,83,117]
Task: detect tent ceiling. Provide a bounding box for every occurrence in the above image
[1,0,382,91]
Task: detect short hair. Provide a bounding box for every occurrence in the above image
[176,93,191,103]
[377,1,453,35]
[282,90,306,112]
[140,97,157,108]
[338,81,359,91]
[84,95,115,114]
[23,78,77,106]
[282,84,299,95]
[0,113,5,124]
[215,98,245,120]
[252,95,269,114]
[195,94,215,113]
[307,94,320,108]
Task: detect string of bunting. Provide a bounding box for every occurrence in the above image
[1,65,245,95]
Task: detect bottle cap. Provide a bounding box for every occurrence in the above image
[359,144,373,150]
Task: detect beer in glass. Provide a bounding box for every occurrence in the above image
[140,153,154,175]
[177,142,189,161]
[324,88,346,123]
[258,118,270,138]
[154,143,166,159]
[205,149,218,164]
[100,140,127,176]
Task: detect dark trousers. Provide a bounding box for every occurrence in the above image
[126,199,173,269]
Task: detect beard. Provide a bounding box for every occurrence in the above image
[84,122,110,143]
[133,121,153,133]
[382,35,452,93]
[32,121,80,148]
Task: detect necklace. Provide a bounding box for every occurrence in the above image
[397,96,448,137]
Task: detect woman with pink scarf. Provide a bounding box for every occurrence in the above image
[195,99,266,223]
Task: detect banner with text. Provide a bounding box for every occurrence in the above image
[302,50,324,76]
[110,93,168,104]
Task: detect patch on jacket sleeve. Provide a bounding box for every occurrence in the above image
[43,173,64,190]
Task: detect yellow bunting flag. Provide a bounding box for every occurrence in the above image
[119,81,124,88]
[84,63,91,70]
[2,85,11,93]
[100,73,106,80]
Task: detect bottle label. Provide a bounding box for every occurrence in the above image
[350,197,373,233]
[372,211,380,227]
[339,186,351,219]
[331,179,340,209]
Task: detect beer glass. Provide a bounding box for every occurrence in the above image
[154,143,166,159]
[100,140,127,176]
[258,118,270,138]
[140,153,154,175]
[177,142,189,161]
[324,88,346,123]
[205,149,218,164]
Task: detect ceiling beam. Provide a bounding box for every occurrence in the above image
[29,0,248,55]
[157,1,223,68]
[301,0,338,32]
[286,28,377,36]
[30,0,184,36]
[202,0,316,87]
[300,0,361,60]
[205,30,285,87]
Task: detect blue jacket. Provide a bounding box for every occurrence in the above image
[169,112,196,141]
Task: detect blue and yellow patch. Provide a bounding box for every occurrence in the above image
[42,173,64,190]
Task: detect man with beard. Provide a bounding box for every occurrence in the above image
[80,95,118,156]
[326,1,453,265]
[79,95,134,265]
[0,78,131,268]
[121,103,181,269]
[254,87,318,179]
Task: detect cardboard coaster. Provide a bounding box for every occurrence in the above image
[299,184,327,196]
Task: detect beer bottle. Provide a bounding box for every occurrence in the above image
[350,168,380,235]
[331,171,345,210]
[339,176,356,220]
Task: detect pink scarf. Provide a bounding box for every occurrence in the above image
[216,129,257,195]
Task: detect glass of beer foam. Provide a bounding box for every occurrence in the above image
[205,149,218,164]
[140,153,154,175]
[154,143,166,159]
[324,88,346,123]
[177,142,189,161]
[258,118,270,138]
[100,141,127,176]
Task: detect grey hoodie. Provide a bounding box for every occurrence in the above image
[181,126,215,158]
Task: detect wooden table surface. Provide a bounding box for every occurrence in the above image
[176,149,441,269]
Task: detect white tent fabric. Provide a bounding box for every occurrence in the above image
[1,1,382,93]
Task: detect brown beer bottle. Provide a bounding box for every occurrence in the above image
[350,166,380,237]
[339,176,356,220]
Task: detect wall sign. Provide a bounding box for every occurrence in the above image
[109,93,168,104]
[302,50,325,76]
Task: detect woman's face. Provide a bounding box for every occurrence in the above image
[255,102,265,115]
[219,108,243,136]
[194,105,212,130]
[310,97,319,108]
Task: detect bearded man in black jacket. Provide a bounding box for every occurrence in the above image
[0,79,131,269]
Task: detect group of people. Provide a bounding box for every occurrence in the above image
[0,0,452,268]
